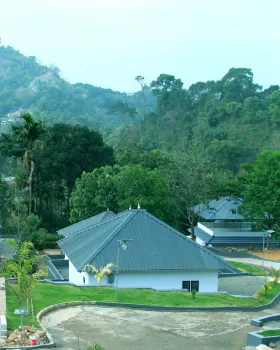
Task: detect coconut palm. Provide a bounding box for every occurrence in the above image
[12,113,47,215]
[83,263,115,291]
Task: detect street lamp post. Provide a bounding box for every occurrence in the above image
[115,239,132,301]
[262,230,275,271]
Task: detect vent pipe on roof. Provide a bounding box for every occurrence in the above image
[129,205,132,210]
[138,203,140,209]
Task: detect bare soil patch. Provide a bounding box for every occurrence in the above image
[250,249,280,261]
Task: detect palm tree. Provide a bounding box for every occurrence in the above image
[12,113,47,215]
[83,263,115,291]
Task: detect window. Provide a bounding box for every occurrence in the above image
[182,281,190,291]
[182,280,199,292]
[191,281,199,292]
[83,277,85,284]
[107,273,115,284]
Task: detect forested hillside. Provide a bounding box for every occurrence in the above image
[110,70,280,172]
[1,45,280,249]
[0,45,155,132]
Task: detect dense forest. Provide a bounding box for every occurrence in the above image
[0,44,280,249]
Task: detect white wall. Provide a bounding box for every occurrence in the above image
[198,222,213,236]
[196,237,206,246]
[68,260,88,285]
[69,263,218,292]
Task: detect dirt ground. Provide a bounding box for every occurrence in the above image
[250,249,280,261]
[41,305,280,350]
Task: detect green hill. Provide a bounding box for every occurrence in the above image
[0,45,155,131]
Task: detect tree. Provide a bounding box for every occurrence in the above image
[70,164,177,225]
[164,146,225,239]
[114,165,175,224]
[12,113,47,215]
[239,150,280,229]
[150,74,185,113]
[70,166,119,223]
[109,100,137,125]
[221,68,261,103]
[83,263,115,291]
[4,242,45,320]
[33,123,115,230]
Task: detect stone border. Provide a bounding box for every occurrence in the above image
[247,331,280,347]
[247,313,280,346]
[251,313,280,327]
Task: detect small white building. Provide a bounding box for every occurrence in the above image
[58,209,234,292]
[192,197,279,249]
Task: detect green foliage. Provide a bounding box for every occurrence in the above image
[7,282,280,330]
[191,289,197,299]
[239,150,280,228]
[164,146,226,237]
[271,267,280,284]
[70,165,119,223]
[3,242,45,314]
[227,261,265,275]
[70,164,177,225]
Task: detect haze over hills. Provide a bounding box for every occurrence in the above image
[1,44,280,173]
[0,45,155,132]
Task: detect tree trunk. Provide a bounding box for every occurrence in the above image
[28,160,35,215]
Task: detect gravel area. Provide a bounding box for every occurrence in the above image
[218,275,266,296]
[41,305,257,350]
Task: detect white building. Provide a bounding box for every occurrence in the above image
[58,209,234,292]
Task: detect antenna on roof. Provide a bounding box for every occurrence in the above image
[107,208,109,211]
[138,203,140,209]
[129,205,132,210]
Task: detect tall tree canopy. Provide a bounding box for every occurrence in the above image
[70,164,176,225]
[239,150,280,229]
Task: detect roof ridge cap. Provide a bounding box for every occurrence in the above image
[77,211,138,271]
[57,210,115,233]
[57,211,128,244]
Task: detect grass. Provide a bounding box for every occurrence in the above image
[226,261,266,275]
[259,329,280,337]
[6,281,280,330]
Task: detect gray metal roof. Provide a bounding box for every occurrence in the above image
[57,211,116,237]
[58,209,234,273]
[194,196,244,220]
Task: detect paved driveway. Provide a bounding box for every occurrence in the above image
[41,305,274,350]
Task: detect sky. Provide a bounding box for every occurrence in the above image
[0,0,279,92]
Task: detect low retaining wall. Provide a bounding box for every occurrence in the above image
[247,331,280,347]
[251,313,280,327]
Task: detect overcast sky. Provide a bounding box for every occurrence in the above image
[1,0,279,92]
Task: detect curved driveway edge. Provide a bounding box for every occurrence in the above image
[36,291,280,319]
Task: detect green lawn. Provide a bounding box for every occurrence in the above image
[259,329,280,337]
[6,281,280,330]
[226,261,266,275]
